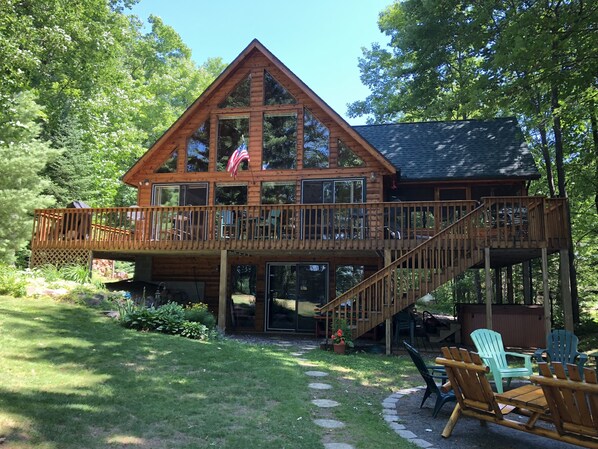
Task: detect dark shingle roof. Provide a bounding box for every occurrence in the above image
[353,118,540,181]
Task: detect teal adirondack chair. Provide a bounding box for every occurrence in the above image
[470,329,533,393]
[533,329,588,374]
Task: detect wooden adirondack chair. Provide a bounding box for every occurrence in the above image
[436,347,598,448]
[531,362,598,448]
[534,329,588,374]
[471,329,532,393]
[403,341,456,417]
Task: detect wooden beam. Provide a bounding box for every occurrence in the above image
[218,249,228,331]
[560,249,574,331]
[384,249,392,356]
[485,248,493,329]
[541,248,551,339]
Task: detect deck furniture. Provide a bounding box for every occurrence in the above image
[471,328,533,393]
[436,347,598,448]
[403,341,455,418]
[532,362,598,448]
[533,329,588,374]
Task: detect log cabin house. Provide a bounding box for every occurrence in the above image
[30,40,573,348]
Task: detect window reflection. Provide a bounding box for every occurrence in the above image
[303,109,329,168]
[156,148,178,173]
[217,117,249,172]
[219,75,251,108]
[262,114,297,170]
[187,121,209,172]
[264,71,296,105]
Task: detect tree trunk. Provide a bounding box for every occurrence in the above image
[538,123,556,198]
[551,83,579,324]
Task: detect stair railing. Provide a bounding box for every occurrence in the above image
[317,203,488,340]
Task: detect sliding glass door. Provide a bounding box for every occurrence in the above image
[266,263,328,332]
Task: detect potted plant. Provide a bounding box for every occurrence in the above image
[331,319,354,354]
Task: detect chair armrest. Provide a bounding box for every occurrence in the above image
[505,352,532,370]
[577,352,589,368]
[426,365,446,373]
[533,348,547,363]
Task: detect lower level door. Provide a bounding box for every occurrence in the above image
[266,263,328,332]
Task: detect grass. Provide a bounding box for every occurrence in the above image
[0,295,420,449]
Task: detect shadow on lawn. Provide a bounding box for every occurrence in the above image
[0,300,318,449]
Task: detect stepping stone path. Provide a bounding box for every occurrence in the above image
[287,344,355,449]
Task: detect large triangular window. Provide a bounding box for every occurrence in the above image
[264,71,296,105]
[303,109,329,168]
[156,148,178,173]
[219,75,251,108]
[338,140,364,168]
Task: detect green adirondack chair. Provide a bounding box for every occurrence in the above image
[470,329,533,393]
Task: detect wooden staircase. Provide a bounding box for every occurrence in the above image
[318,205,487,340]
[318,195,570,341]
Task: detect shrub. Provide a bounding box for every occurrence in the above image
[0,264,27,297]
[34,264,63,282]
[122,302,185,334]
[184,302,217,328]
[59,264,91,284]
[180,321,209,340]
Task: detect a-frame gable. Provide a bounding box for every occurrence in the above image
[122,39,395,186]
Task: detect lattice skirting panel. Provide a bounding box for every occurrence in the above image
[30,248,92,269]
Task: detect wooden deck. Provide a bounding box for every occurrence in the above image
[31,197,569,256]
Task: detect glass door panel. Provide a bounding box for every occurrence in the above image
[267,264,297,331]
[266,263,328,332]
[297,264,328,332]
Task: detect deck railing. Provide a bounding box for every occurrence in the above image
[31,200,480,252]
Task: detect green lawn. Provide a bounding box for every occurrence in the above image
[0,296,419,449]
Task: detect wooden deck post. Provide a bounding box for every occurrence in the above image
[541,248,551,338]
[485,248,493,329]
[218,250,228,331]
[560,249,574,332]
[385,249,392,355]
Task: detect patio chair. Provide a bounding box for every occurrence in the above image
[533,329,588,374]
[470,329,532,393]
[403,341,455,417]
[532,362,598,448]
[436,347,598,448]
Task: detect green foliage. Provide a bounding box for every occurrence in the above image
[331,318,354,348]
[0,92,61,263]
[122,301,216,340]
[0,263,27,297]
[179,321,209,340]
[184,302,217,328]
[59,265,91,284]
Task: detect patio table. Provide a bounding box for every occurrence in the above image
[495,384,550,430]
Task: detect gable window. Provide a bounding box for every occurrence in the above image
[152,184,208,206]
[262,113,297,170]
[302,179,364,204]
[214,184,248,205]
[303,109,329,168]
[218,75,251,108]
[187,121,210,172]
[217,117,249,172]
[264,71,296,105]
[156,148,178,173]
[337,140,364,168]
[261,182,296,204]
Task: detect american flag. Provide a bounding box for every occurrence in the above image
[226,138,250,178]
